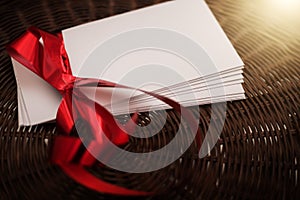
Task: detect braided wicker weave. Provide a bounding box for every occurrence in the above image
[0,0,299,199]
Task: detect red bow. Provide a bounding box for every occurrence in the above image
[7,27,201,196]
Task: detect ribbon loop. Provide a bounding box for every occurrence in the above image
[7,27,202,196]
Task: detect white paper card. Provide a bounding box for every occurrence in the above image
[12,0,245,126]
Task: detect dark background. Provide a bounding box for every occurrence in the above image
[0,0,299,199]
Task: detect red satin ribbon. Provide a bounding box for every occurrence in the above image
[7,27,202,196]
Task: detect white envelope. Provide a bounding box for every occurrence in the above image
[12,0,244,126]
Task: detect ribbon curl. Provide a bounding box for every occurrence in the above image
[7,27,201,196]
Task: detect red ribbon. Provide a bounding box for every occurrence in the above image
[7,27,202,196]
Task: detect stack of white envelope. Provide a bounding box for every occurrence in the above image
[12,0,245,126]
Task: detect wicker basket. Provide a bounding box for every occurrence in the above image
[0,0,299,199]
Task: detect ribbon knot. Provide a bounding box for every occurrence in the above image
[57,73,76,93]
[7,27,202,196]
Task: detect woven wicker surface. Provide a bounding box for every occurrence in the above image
[0,0,299,199]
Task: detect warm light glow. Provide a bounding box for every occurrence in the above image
[253,0,300,36]
[236,0,300,39]
[272,0,300,10]
[261,0,300,18]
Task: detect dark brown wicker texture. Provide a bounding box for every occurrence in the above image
[0,0,299,199]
